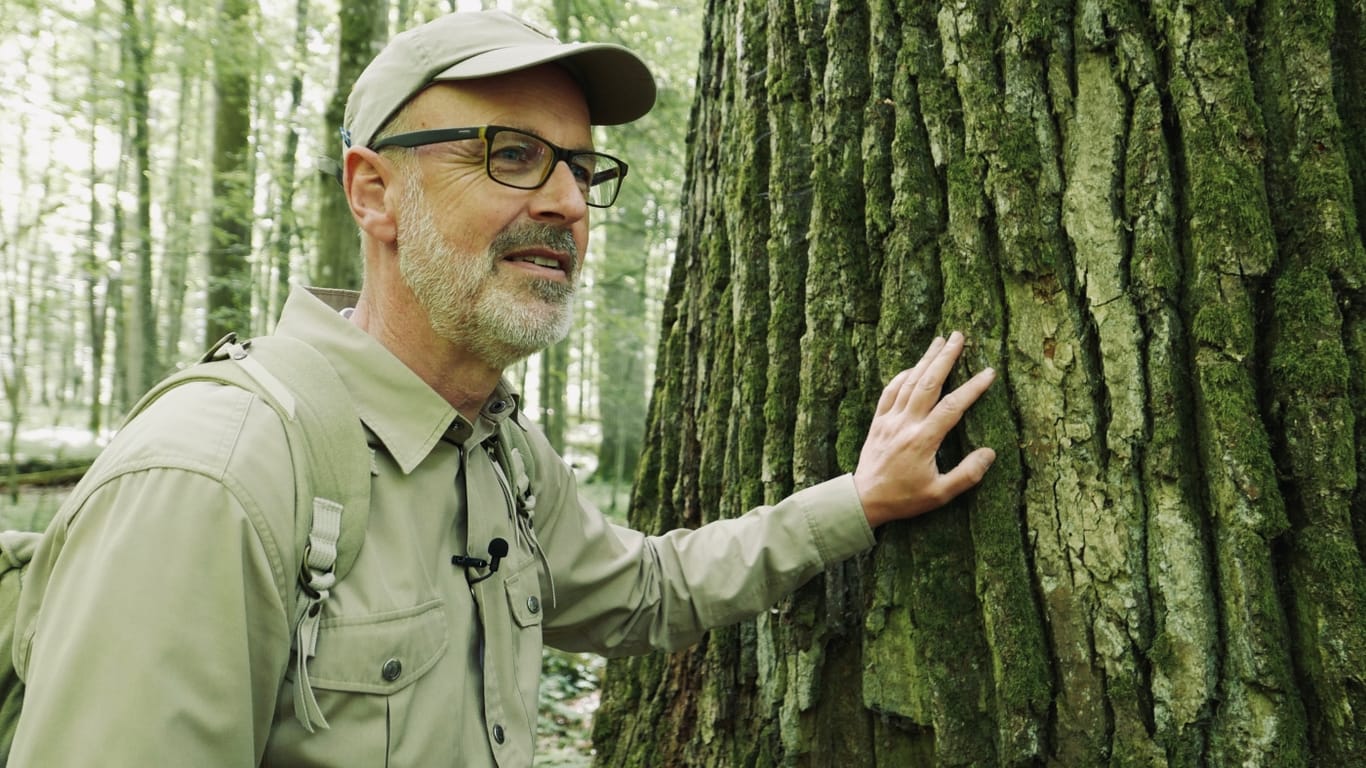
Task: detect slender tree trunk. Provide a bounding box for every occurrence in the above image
[121,0,157,396]
[110,104,131,415]
[592,0,1366,765]
[313,0,386,292]
[267,0,311,324]
[160,66,194,367]
[540,338,569,454]
[160,4,211,369]
[206,0,258,347]
[248,71,270,336]
[591,194,649,488]
[1,111,28,500]
[535,0,579,455]
[85,86,109,436]
[3,289,24,505]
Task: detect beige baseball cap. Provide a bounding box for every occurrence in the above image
[342,10,657,150]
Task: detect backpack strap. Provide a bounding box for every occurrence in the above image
[489,415,556,606]
[207,335,372,584]
[126,332,371,732]
[491,414,537,517]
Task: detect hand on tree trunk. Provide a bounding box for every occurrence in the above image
[854,331,997,528]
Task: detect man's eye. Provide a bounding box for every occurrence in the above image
[492,145,536,165]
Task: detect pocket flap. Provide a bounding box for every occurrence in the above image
[505,569,544,629]
[304,599,447,694]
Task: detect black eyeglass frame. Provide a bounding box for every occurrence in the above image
[370,125,629,208]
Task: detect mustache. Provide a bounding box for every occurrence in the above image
[489,223,579,266]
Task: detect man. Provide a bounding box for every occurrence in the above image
[9,10,996,767]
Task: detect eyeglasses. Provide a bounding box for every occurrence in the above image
[371,125,628,208]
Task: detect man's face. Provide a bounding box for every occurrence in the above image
[394,177,577,369]
[386,66,594,368]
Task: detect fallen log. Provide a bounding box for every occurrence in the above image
[0,464,91,490]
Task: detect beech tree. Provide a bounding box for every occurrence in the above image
[593,0,1366,765]
[205,0,258,346]
[312,0,387,292]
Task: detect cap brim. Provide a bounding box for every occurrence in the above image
[433,43,656,126]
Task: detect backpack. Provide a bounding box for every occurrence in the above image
[0,329,541,758]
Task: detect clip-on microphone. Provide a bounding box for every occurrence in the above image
[452,538,509,585]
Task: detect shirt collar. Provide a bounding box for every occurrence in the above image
[274,285,523,473]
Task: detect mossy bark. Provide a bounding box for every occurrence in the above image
[592,0,1366,765]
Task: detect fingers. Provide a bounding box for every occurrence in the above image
[933,365,996,425]
[860,332,998,526]
[885,331,981,418]
[874,367,914,417]
[909,331,970,414]
[877,336,943,416]
[937,446,998,501]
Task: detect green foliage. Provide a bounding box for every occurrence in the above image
[1,487,67,534]
[536,649,603,766]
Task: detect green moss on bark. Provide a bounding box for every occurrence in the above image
[599,1,1366,766]
[1253,0,1366,759]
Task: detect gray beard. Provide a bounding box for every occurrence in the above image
[395,183,578,369]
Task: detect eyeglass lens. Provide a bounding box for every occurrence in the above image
[487,130,623,208]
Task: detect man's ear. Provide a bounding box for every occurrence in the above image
[343,147,398,245]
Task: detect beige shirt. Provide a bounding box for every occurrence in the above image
[11,287,874,767]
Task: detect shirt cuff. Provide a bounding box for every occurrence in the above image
[794,473,876,565]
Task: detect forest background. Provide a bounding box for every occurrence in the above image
[1,0,698,763]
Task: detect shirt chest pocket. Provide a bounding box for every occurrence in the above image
[306,598,447,693]
[268,600,447,766]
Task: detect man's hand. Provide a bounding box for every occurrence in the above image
[854,332,997,528]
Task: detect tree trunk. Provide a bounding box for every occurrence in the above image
[85,76,110,436]
[589,162,649,488]
[122,0,157,395]
[593,262,646,486]
[535,1,579,456]
[4,106,36,503]
[160,64,196,368]
[206,0,257,347]
[312,0,386,292]
[592,0,1366,766]
[540,337,570,454]
[109,132,130,416]
[266,0,310,325]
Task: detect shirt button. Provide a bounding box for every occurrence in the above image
[381,658,402,682]
[526,596,540,614]
[489,400,508,414]
[492,724,506,744]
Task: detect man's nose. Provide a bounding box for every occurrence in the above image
[529,160,589,223]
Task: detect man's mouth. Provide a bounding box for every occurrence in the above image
[489,224,578,280]
[499,248,573,284]
[507,254,564,271]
